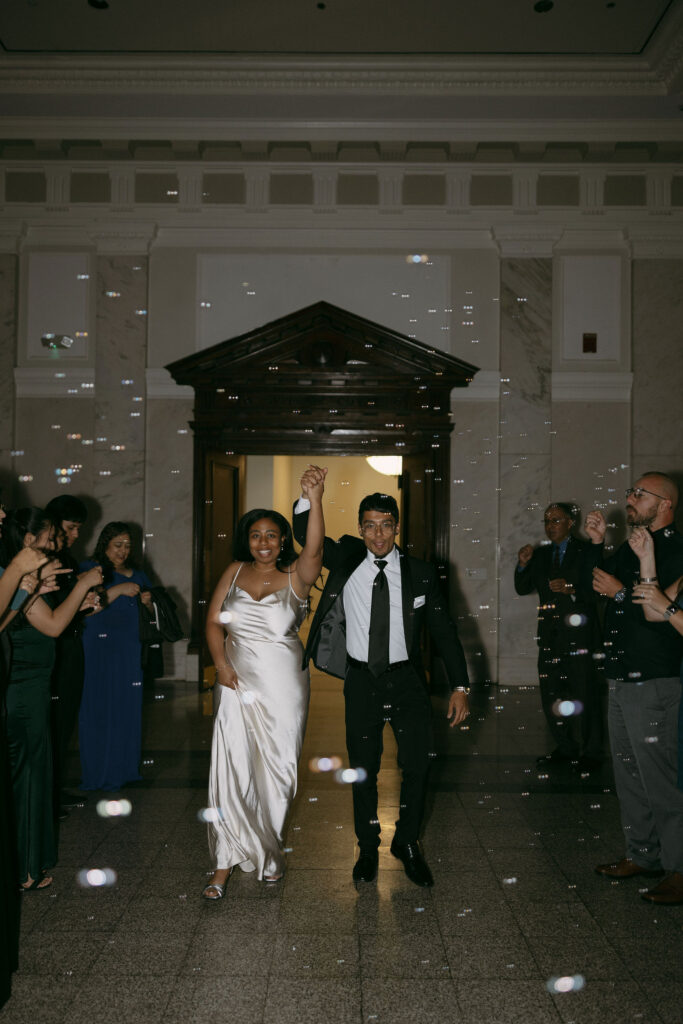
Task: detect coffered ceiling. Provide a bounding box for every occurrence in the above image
[0,0,675,56]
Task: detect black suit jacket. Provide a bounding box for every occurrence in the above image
[514,536,596,653]
[293,505,469,690]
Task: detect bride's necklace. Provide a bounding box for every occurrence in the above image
[248,564,280,586]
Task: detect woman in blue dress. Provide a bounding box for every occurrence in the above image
[79,522,153,791]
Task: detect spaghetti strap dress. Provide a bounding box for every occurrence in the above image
[207,565,309,880]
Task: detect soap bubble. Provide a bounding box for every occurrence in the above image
[77,867,117,888]
[96,799,132,818]
[197,807,223,823]
[546,975,585,994]
[309,755,343,773]
[335,767,368,784]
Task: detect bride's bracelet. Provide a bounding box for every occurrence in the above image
[638,577,658,584]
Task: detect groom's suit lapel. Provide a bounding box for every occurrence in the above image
[398,548,415,653]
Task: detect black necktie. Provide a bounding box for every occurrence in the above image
[368,559,390,677]
[552,545,561,573]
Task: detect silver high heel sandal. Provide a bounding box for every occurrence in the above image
[202,869,232,900]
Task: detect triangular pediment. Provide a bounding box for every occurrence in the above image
[167,301,478,388]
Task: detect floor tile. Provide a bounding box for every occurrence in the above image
[454,980,563,1024]
[361,978,462,1024]
[262,978,361,1024]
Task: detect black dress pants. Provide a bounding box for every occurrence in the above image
[538,641,603,760]
[344,661,433,850]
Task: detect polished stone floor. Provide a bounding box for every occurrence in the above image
[1,671,682,1024]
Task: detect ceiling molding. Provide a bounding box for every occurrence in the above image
[551,370,633,403]
[2,119,683,147]
[0,51,678,96]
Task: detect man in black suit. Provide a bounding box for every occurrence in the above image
[293,469,470,887]
[514,502,602,772]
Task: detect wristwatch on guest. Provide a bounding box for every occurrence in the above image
[454,686,470,694]
[663,602,681,619]
[613,588,627,603]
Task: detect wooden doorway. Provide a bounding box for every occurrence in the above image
[200,452,245,682]
[167,301,478,685]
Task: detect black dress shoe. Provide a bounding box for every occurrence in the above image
[390,839,434,887]
[61,790,87,809]
[352,850,378,883]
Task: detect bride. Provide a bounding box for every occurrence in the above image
[202,465,326,898]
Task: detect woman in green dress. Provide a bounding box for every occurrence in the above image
[0,508,102,890]
[0,503,48,1008]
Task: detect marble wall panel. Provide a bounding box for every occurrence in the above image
[550,402,631,544]
[95,257,148,454]
[91,448,145,544]
[450,400,500,686]
[632,261,683,516]
[143,399,194,646]
[0,255,16,457]
[93,257,148,534]
[500,259,552,457]
[450,249,501,369]
[13,398,97,532]
[498,452,552,684]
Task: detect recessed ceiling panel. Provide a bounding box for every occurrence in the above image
[0,0,674,55]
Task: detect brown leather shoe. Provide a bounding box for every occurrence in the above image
[595,857,664,879]
[641,872,683,905]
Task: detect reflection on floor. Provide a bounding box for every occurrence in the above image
[2,670,681,1024]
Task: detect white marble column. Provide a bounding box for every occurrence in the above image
[632,260,683,504]
[498,258,553,684]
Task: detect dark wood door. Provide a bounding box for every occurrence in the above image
[201,452,245,685]
[399,451,435,562]
[400,449,453,691]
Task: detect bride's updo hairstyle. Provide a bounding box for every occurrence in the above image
[233,509,297,568]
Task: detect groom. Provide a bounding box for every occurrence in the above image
[293,468,470,887]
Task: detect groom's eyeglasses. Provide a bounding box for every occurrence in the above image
[360,520,396,535]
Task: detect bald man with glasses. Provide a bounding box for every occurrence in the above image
[293,476,470,888]
[584,472,683,905]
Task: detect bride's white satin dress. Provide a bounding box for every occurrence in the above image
[207,565,309,880]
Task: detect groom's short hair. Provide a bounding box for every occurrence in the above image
[358,492,399,524]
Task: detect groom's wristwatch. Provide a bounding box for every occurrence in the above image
[664,602,681,619]
[454,686,470,694]
[613,588,627,603]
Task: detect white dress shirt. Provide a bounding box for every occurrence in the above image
[294,496,409,664]
[343,545,409,663]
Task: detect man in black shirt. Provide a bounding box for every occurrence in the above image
[583,473,683,905]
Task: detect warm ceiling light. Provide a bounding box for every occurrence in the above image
[366,456,403,477]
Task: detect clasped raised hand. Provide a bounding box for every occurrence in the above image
[300,464,327,501]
